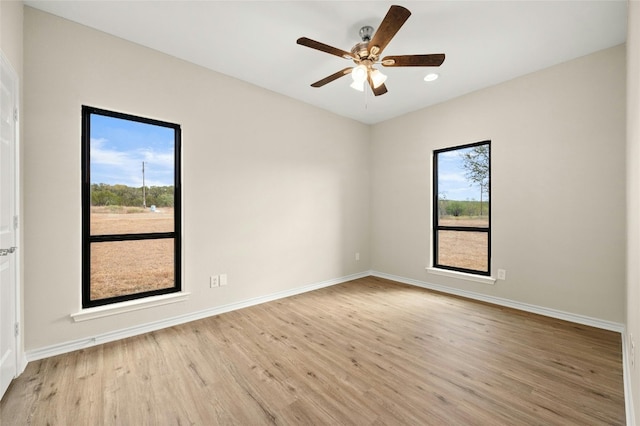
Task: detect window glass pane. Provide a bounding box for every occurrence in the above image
[90,239,175,301]
[436,144,489,228]
[89,114,175,235]
[436,230,488,272]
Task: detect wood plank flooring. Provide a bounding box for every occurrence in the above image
[0,276,625,425]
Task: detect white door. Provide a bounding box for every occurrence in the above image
[0,51,19,400]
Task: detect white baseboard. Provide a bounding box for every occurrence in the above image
[17,352,27,375]
[25,271,370,362]
[28,269,626,360]
[370,270,625,332]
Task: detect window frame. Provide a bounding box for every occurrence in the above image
[81,105,182,308]
[432,140,491,276]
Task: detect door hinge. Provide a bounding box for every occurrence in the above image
[14,107,18,122]
[14,322,19,337]
[13,215,18,229]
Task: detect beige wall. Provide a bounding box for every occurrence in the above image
[23,7,371,350]
[371,45,626,323]
[1,0,23,71]
[22,4,628,358]
[627,0,640,421]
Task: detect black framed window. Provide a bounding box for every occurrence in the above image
[433,141,490,275]
[81,106,181,308]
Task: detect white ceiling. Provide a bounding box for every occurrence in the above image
[24,1,627,124]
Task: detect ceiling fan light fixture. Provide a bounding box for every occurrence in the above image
[370,69,387,88]
[297,5,445,97]
[351,65,368,83]
[350,80,365,92]
[424,73,439,82]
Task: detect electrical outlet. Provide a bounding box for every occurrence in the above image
[220,274,228,286]
[355,252,360,261]
[497,269,507,280]
[210,275,219,288]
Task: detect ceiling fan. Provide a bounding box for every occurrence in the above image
[297,5,445,96]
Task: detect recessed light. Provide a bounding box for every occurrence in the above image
[424,73,439,82]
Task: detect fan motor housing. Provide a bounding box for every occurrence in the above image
[351,42,370,60]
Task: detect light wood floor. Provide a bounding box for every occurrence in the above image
[1,276,625,425]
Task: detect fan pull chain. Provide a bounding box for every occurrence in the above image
[364,83,369,110]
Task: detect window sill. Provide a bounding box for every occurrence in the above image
[71,292,190,322]
[426,267,496,285]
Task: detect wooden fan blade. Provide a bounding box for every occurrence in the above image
[368,75,388,96]
[369,5,412,55]
[311,68,353,88]
[297,37,355,59]
[382,54,446,67]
